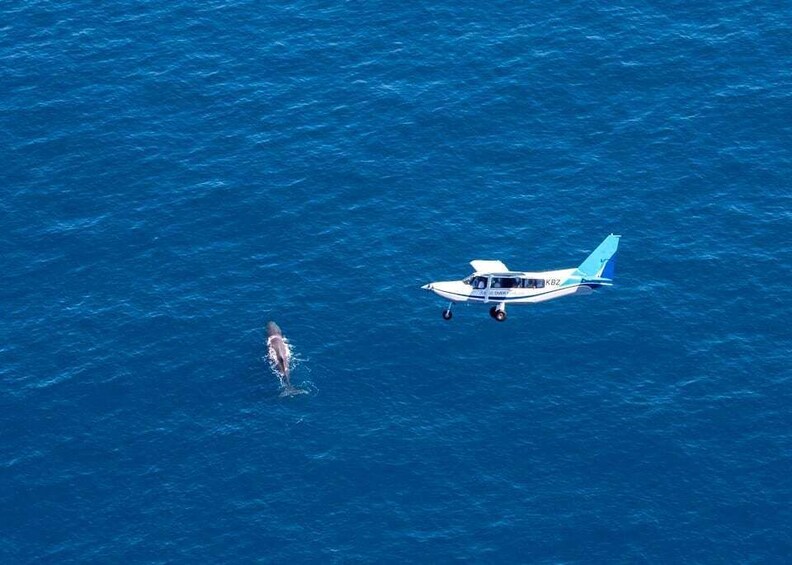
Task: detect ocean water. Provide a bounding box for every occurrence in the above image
[2,0,791,562]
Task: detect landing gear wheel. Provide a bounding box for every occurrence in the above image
[489,306,497,319]
[442,309,453,320]
[494,309,506,322]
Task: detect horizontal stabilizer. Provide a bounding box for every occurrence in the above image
[581,276,614,286]
[470,260,509,273]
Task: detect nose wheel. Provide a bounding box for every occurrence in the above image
[442,302,453,320]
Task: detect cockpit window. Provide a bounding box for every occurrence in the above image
[470,276,488,289]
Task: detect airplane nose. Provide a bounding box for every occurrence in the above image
[421,283,432,290]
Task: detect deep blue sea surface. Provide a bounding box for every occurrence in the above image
[2,1,791,562]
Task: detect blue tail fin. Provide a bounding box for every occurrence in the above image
[575,234,621,280]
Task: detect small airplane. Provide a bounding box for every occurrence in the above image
[421,234,621,321]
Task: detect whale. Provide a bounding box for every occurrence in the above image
[266,322,305,397]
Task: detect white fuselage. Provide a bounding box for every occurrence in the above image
[423,268,597,305]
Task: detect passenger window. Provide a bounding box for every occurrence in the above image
[535,279,545,288]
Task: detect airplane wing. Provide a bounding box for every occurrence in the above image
[470,260,509,273]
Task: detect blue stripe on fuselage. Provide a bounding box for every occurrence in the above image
[436,283,603,302]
